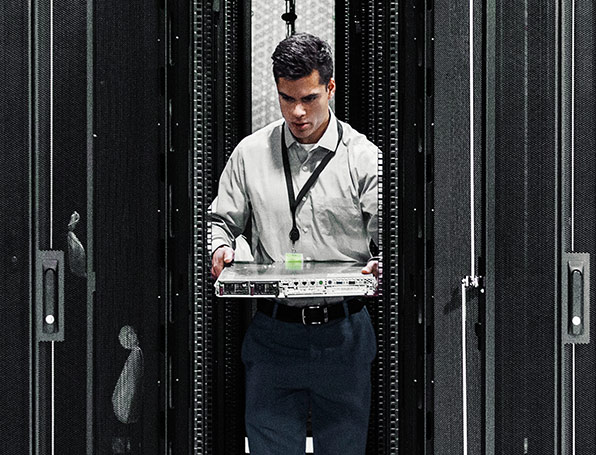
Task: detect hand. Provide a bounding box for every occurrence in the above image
[211,246,235,279]
[361,260,379,279]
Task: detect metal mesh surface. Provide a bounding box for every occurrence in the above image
[93,0,162,451]
[51,0,89,451]
[493,1,558,453]
[0,2,32,452]
[432,0,484,452]
[251,0,335,132]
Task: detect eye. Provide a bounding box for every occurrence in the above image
[280,94,293,102]
[302,95,318,102]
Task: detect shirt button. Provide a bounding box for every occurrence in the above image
[302,227,308,233]
[302,165,308,172]
[302,196,307,202]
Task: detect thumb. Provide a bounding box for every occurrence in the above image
[223,248,235,264]
[361,263,372,274]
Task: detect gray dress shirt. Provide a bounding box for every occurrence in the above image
[210,109,379,268]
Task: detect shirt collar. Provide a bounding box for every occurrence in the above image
[283,109,339,153]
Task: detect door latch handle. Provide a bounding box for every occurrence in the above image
[562,253,590,344]
[36,251,64,342]
[570,267,583,336]
[42,259,59,334]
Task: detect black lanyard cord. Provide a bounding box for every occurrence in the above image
[281,121,344,244]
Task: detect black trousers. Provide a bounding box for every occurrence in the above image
[242,302,377,455]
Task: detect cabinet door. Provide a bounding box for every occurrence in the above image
[490,1,596,454]
[3,1,165,454]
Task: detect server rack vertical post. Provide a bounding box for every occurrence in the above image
[192,1,217,452]
[192,1,252,452]
[336,1,401,453]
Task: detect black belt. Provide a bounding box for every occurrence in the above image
[257,299,365,325]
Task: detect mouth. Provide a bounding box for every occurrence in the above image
[292,122,310,131]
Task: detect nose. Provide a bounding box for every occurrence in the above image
[292,103,306,118]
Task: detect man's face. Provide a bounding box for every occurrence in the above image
[276,70,336,144]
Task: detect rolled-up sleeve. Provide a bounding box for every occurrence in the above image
[209,145,250,254]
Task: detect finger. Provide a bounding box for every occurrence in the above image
[211,254,224,279]
[361,264,372,274]
[371,262,379,278]
[211,260,222,279]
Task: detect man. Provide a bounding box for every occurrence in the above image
[210,33,379,454]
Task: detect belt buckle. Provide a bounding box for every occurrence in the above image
[302,305,329,325]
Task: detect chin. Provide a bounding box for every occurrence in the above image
[291,129,311,139]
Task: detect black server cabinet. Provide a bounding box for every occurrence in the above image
[488,0,595,453]
[431,0,596,454]
[0,0,169,453]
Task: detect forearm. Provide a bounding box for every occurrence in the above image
[210,213,236,254]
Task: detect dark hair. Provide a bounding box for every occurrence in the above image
[271,33,333,85]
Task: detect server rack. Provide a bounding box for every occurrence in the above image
[192,1,404,453]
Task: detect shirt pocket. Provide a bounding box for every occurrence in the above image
[314,197,362,237]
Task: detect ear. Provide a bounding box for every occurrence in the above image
[327,78,336,100]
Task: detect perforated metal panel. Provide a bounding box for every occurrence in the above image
[93,0,162,451]
[432,0,484,453]
[13,0,166,453]
[251,0,335,131]
[0,1,32,452]
[251,1,286,131]
[49,0,89,451]
[492,1,559,453]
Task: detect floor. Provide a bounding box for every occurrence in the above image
[245,437,314,454]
